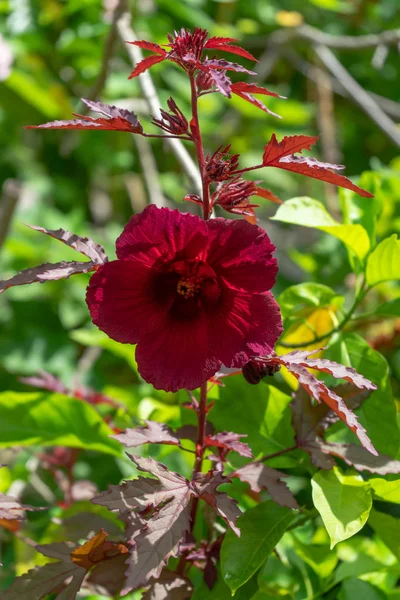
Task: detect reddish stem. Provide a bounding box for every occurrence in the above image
[233,163,264,175]
[189,74,211,220]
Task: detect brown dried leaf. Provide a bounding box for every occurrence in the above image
[233,463,299,509]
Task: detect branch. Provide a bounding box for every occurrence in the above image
[0,179,20,251]
[134,135,169,207]
[315,44,400,147]
[249,25,400,51]
[83,0,128,107]
[116,12,202,197]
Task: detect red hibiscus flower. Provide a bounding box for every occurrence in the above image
[86,206,282,392]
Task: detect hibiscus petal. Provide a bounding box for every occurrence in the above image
[208,288,282,367]
[86,259,166,344]
[116,205,207,266]
[205,218,278,293]
[136,315,221,392]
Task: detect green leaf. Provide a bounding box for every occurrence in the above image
[70,327,137,372]
[374,298,400,317]
[368,509,400,560]
[326,333,400,457]
[208,378,295,466]
[271,197,370,261]
[0,391,121,456]
[292,538,338,579]
[366,235,400,286]
[338,578,387,600]
[311,467,372,548]
[370,478,400,503]
[221,501,296,593]
[278,282,343,319]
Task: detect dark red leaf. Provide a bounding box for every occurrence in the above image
[26,100,143,134]
[262,134,374,197]
[231,82,282,98]
[201,58,257,75]
[306,440,400,474]
[126,40,167,56]
[253,186,282,204]
[128,54,166,78]
[27,225,108,264]
[192,472,242,536]
[112,421,180,447]
[0,261,99,295]
[233,463,299,509]
[205,40,257,62]
[205,432,253,458]
[86,554,128,597]
[0,493,43,522]
[142,570,193,600]
[209,69,232,98]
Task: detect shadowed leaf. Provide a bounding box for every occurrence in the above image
[233,462,299,509]
[142,570,193,600]
[193,472,242,536]
[27,225,108,264]
[113,421,180,448]
[205,432,253,458]
[0,261,99,294]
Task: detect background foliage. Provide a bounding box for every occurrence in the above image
[0,0,400,598]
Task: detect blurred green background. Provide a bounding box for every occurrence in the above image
[1,1,400,597]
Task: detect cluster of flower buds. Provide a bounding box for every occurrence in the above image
[152,97,189,136]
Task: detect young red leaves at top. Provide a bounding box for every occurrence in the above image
[243,349,378,455]
[92,455,241,594]
[152,97,189,136]
[26,99,143,134]
[261,134,374,197]
[1,531,128,600]
[127,28,257,79]
[0,226,107,295]
[292,386,400,474]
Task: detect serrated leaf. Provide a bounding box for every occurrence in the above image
[233,462,298,509]
[142,570,193,600]
[271,197,371,261]
[27,225,108,264]
[193,472,242,536]
[128,54,166,79]
[366,234,400,286]
[263,135,373,197]
[209,69,232,98]
[0,261,98,294]
[221,501,296,593]
[0,493,44,522]
[311,467,372,548]
[231,83,282,117]
[310,440,400,474]
[113,421,180,448]
[26,99,143,133]
[205,39,257,62]
[0,391,120,456]
[201,58,256,75]
[273,351,377,455]
[126,40,167,56]
[205,432,253,458]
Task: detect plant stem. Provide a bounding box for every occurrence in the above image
[279,282,370,349]
[142,133,192,140]
[189,74,211,220]
[258,445,297,463]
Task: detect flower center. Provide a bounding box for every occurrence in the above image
[176,275,203,299]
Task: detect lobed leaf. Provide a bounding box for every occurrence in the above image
[193,472,242,536]
[205,431,253,458]
[205,38,257,62]
[27,225,108,264]
[142,570,193,600]
[233,462,299,509]
[113,421,180,448]
[209,69,232,98]
[309,440,400,474]
[128,54,166,79]
[0,261,99,295]
[126,40,167,56]
[263,134,373,197]
[201,58,257,75]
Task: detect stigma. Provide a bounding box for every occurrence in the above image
[176,276,202,299]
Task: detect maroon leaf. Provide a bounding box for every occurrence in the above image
[26,99,143,134]
[86,554,128,597]
[233,463,299,509]
[27,225,108,264]
[205,432,253,458]
[126,40,167,56]
[209,69,232,98]
[0,493,42,521]
[231,83,282,117]
[201,58,257,75]
[128,54,166,79]
[262,134,374,197]
[112,421,180,448]
[205,38,257,62]
[0,261,98,295]
[0,561,86,600]
[142,570,193,600]
[193,472,242,536]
